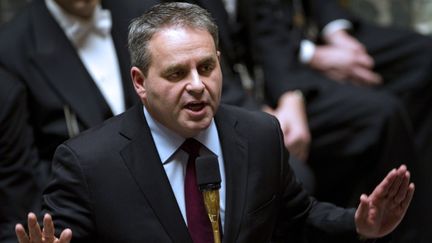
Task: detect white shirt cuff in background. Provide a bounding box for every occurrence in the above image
[299,40,316,64]
[322,19,353,36]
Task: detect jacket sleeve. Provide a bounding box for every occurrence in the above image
[269,115,363,242]
[42,144,96,243]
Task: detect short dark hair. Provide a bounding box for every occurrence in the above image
[128,2,219,75]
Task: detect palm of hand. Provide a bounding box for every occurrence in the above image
[355,165,414,239]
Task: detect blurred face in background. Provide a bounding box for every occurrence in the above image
[54,0,100,19]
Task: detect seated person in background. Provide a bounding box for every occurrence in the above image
[0,0,156,192]
[198,0,419,215]
[15,3,414,243]
[0,0,159,234]
[257,0,432,241]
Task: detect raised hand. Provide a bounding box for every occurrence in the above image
[15,213,72,243]
[355,165,414,239]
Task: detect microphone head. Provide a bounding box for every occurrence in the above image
[195,155,221,191]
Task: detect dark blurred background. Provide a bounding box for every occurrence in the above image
[2,0,432,34]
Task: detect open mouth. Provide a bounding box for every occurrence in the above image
[185,102,206,111]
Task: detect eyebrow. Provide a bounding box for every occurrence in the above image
[161,55,217,75]
[198,56,217,66]
[161,64,186,76]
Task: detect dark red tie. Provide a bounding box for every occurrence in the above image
[181,138,214,243]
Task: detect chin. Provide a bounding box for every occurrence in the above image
[182,121,211,136]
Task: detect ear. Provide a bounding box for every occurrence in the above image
[131,66,146,99]
[217,51,221,61]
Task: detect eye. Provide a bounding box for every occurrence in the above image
[199,62,215,75]
[166,70,186,81]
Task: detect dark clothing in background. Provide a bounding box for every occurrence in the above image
[0,69,39,243]
[0,0,153,239]
[199,0,419,210]
[262,0,432,241]
[0,0,146,186]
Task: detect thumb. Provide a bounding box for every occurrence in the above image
[355,194,370,225]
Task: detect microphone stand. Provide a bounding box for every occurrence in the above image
[196,155,222,243]
[202,186,221,243]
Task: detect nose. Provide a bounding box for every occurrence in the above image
[186,71,205,94]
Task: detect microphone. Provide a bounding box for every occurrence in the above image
[196,155,221,243]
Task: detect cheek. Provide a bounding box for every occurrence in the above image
[208,77,222,99]
[152,84,184,109]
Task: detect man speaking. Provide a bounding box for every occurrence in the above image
[16,2,413,243]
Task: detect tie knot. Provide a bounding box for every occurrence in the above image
[181,138,202,158]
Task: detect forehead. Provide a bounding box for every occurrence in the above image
[148,26,217,66]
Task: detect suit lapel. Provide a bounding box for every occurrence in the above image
[29,1,114,128]
[119,106,192,243]
[215,105,248,243]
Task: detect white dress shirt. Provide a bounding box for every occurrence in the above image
[143,106,227,230]
[45,0,125,115]
[222,0,237,20]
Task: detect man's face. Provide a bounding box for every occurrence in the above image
[131,26,222,138]
[54,0,100,19]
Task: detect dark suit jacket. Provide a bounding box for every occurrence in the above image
[42,104,360,242]
[0,69,40,242]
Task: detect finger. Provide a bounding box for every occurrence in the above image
[27,212,44,243]
[370,168,398,199]
[355,194,370,224]
[327,69,348,82]
[43,213,56,242]
[400,183,415,212]
[387,166,407,198]
[351,67,382,86]
[341,40,365,52]
[15,224,30,243]
[58,229,73,243]
[355,51,374,68]
[393,171,411,204]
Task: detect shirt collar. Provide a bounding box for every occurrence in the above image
[45,0,112,46]
[143,106,220,164]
